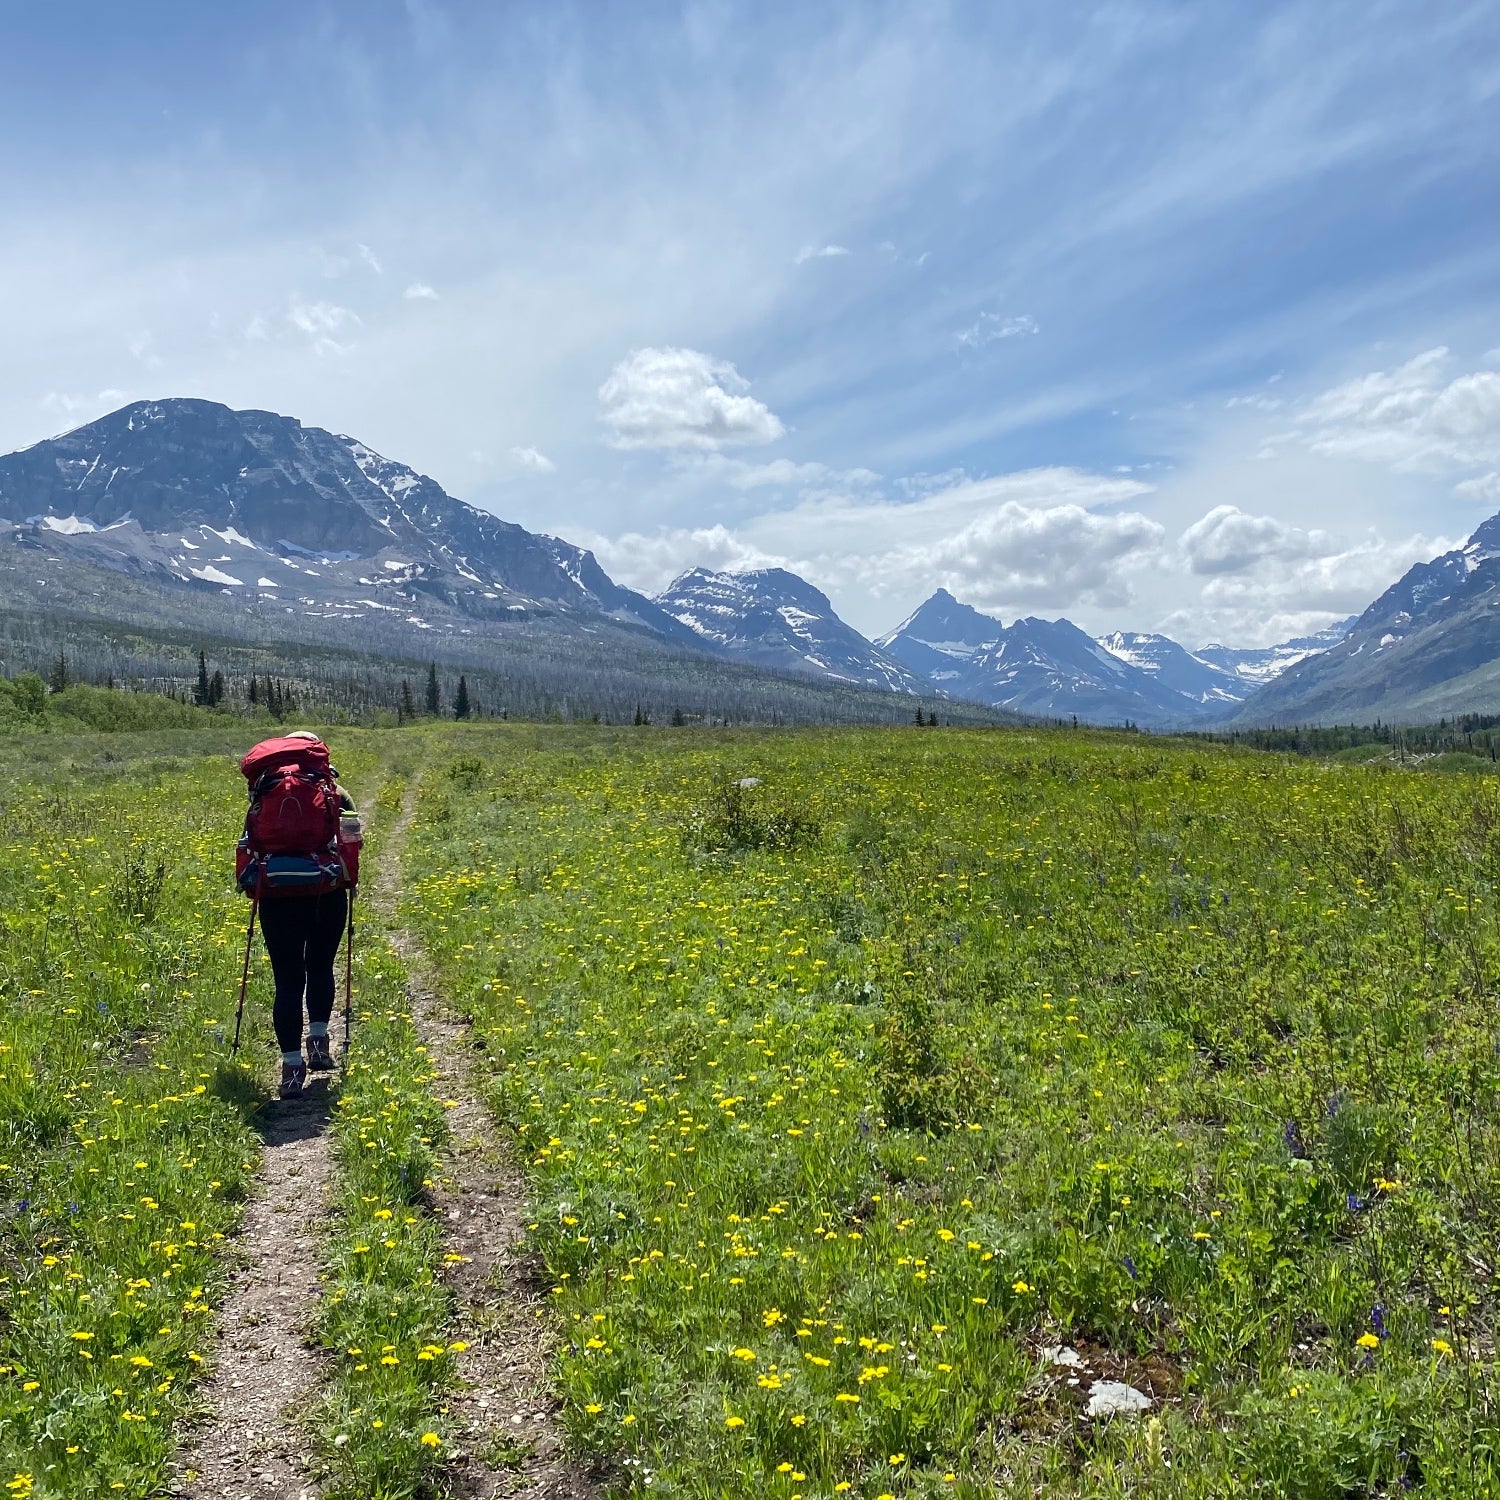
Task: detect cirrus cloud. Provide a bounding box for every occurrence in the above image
[598,346,785,451]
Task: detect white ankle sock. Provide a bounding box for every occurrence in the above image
[282,1050,304,1067]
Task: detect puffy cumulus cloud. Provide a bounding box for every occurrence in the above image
[509,445,555,474]
[1180,504,1335,575]
[866,498,1161,613]
[403,282,439,300]
[1296,348,1500,469]
[576,461,1454,650]
[579,466,1159,623]
[598,347,786,451]
[1161,517,1454,647]
[1455,472,1500,504]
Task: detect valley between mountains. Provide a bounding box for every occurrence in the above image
[4,396,1500,727]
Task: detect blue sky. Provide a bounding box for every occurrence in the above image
[5,0,1500,644]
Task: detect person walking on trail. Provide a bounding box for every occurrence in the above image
[234,731,362,1099]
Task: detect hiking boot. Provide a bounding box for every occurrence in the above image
[305,1034,334,1072]
[279,1060,308,1099]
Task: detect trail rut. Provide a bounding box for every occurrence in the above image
[172,1078,334,1499]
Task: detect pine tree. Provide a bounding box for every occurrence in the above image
[399,678,417,723]
[248,676,259,706]
[425,663,441,716]
[453,674,471,720]
[670,706,685,726]
[208,669,225,707]
[48,649,69,694]
[194,651,210,706]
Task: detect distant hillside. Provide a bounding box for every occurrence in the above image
[1224,515,1500,725]
[656,566,926,693]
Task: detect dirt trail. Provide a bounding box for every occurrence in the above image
[368,775,595,1500]
[172,1071,335,1500]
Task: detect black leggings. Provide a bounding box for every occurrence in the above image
[259,890,349,1053]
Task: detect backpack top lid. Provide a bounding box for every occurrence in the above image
[240,734,331,782]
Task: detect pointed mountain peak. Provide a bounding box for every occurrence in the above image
[877,588,1003,650]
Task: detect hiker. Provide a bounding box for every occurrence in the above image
[235,732,361,1099]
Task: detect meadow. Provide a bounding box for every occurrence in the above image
[404,725,1500,1498]
[0,731,462,1499]
[1,720,1498,1498]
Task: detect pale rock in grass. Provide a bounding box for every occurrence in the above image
[1085,1379,1153,1419]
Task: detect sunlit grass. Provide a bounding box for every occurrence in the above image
[403,725,1500,1499]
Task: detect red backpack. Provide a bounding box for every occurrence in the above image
[236,735,358,896]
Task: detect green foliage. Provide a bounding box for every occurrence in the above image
[682,776,821,853]
[311,939,454,1499]
[0,746,270,1494]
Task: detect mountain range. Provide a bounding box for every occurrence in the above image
[2,395,1498,727]
[870,589,1353,726]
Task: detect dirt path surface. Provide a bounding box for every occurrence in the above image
[173,1082,334,1500]
[370,776,597,1500]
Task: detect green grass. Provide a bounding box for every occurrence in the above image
[6,719,1500,1498]
[0,729,404,1498]
[309,769,461,1500]
[400,724,1500,1499]
[0,741,274,1497]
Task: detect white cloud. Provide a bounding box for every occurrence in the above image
[358,243,383,274]
[955,312,1038,349]
[686,453,881,492]
[598,346,785,451]
[510,444,556,474]
[244,313,271,342]
[575,522,782,586]
[1188,530,1450,636]
[288,299,359,335]
[585,466,1157,620]
[1455,472,1500,504]
[287,299,360,356]
[1180,504,1334,575]
[403,282,439,300]
[1297,348,1500,469]
[793,243,851,265]
[882,496,1162,612]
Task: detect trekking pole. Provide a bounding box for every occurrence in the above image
[232,889,259,1057]
[343,886,356,1057]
